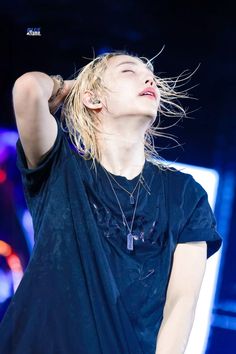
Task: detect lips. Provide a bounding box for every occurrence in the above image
[139,87,157,99]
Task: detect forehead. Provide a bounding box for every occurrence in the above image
[106,55,150,70]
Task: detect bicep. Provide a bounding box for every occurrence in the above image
[13,73,58,169]
[164,241,207,314]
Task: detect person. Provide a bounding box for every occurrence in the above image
[0,51,223,354]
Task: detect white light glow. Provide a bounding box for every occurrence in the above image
[167,161,222,354]
[22,209,34,251]
[0,270,12,302]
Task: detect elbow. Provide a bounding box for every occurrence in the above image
[12,74,47,113]
[13,73,42,96]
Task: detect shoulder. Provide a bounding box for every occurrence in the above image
[147,156,196,186]
[147,157,206,201]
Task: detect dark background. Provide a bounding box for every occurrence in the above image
[0,1,235,353]
[0,0,235,168]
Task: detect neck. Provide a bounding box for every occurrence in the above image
[97,131,146,180]
[95,114,152,179]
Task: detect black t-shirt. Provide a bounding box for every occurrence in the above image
[0,118,223,354]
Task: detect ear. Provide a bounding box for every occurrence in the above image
[82,90,103,110]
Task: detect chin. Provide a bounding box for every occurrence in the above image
[144,110,158,121]
[139,104,158,117]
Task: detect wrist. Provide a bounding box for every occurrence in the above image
[48,75,65,103]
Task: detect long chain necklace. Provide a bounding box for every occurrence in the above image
[103,168,142,251]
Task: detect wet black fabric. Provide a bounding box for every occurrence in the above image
[0,118,223,354]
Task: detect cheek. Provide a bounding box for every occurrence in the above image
[107,86,134,105]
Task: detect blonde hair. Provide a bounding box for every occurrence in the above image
[60,50,198,172]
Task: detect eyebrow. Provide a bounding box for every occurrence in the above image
[115,61,154,73]
[115,61,139,67]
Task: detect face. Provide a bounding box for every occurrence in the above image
[99,55,161,124]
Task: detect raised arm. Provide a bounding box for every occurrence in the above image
[12,72,74,169]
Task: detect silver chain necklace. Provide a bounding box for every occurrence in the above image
[101,163,151,204]
[103,168,143,204]
[102,168,142,251]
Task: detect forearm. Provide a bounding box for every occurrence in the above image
[13,72,74,114]
[155,299,196,354]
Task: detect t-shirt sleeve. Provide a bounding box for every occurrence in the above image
[177,175,223,259]
[15,117,73,199]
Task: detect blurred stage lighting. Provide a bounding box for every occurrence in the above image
[0,240,24,296]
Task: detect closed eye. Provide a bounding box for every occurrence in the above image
[121,70,135,73]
